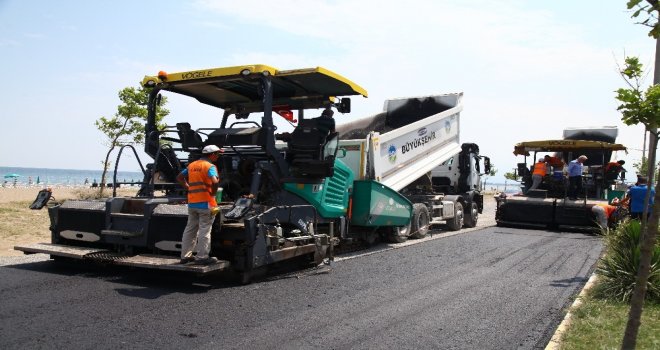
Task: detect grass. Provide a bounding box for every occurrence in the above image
[560,293,660,349]
[0,188,137,255]
[0,201,51,239]
[0,206,21,214]
[561,218,660,349]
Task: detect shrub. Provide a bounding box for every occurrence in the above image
[594,219,660,303]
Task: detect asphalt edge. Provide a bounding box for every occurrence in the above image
[544,272,598,350]
[334,222,491,262]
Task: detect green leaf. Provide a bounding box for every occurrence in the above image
[627,0,643,11]
[95,82,170,179]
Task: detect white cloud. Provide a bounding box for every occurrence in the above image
[24,32,45,39]
[9,0,641,174]
[193,1,653,177]
[0,38,20,47]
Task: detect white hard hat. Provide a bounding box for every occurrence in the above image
[202,145,222,154]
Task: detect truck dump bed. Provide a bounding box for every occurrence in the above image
[337,93,462,191]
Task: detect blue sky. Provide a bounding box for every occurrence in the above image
[0,0,653,183]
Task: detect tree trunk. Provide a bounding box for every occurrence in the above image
[621,34,660,350]
[99,117,130,197]
[99,147,114,198]
[621,132,658,350]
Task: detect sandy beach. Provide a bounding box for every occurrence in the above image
[0,186,138,204]
[0,186,138,256]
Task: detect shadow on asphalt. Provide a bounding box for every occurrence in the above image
[549,276,589,288]
[3,259,236,294]
[493,228,601,240]
[2,257,325,298]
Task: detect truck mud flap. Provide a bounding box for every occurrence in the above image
[15,243,230,274]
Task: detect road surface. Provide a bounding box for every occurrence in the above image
[0,224,602,349]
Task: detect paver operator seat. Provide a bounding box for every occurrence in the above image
[287,118,337,178]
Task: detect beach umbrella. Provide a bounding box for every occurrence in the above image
[36,176,40,184]
[3,173,20,179]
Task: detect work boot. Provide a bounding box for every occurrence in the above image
[179,256,195,264]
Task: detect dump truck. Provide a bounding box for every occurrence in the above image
[495,138,627,230]
[335,94,490,242]
[16,64,487,281]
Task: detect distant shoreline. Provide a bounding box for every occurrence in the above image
[1,166,144,188]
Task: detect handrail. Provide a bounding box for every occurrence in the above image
[112,145,147,197]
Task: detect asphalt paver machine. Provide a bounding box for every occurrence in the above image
[495,139,627,230]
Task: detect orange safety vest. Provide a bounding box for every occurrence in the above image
[546,156,564,168]
[187,159,218,207]
[605,162,620,173]
[532,161,546,176]
[596,203,617,218]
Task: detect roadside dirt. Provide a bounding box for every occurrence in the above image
[0,187,137,256]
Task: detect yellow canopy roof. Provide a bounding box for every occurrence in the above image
[141,64,367,113]
[513,140,628,156]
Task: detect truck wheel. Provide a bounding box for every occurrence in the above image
[386,224,410,243]
[238,271,252,285]
[463,202,479,228]
[410,203,430,239]
[364,231,379,246]
[445,202,464,231]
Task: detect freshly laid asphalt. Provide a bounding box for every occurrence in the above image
[0,225,602,350]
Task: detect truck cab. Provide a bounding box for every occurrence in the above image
[431,143,491,195]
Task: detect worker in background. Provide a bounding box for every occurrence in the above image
[567,155,588,200]
[604,160,626,183]
[544,155,564,170]
[627,176,655,220]
[544,154,565,180]
[313,107,336,135]
[591,197,621,232]
[528,158,546,192]
[176,145,223,265]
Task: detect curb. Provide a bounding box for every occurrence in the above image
[545,273,598,350]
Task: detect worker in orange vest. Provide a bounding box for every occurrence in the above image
[604,160,625,183]
[544,155,564,170]
[592,197,621,231]
[176,145,223,265]
[528,158,547,192]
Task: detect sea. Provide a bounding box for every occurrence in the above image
[0,166,144,187]
[1,166,522,192]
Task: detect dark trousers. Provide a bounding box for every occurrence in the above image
[568,176,582,199]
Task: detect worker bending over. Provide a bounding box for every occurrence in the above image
[528,158,546,192]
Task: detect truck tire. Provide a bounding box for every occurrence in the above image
[463,202,479,228]
[445,202,464,231]
[386,224,410,243]
[410,203,430,239]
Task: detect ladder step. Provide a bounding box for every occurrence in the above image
[101,230,143,237]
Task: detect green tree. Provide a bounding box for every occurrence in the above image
[617,1,660,347]
[616,55,660,350]
[482,163,497,190]
[504,171,518,181]
[95,84,169,196]
[628,0,660,37]
[632,155,660,179]
[487,163,497,177]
